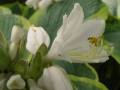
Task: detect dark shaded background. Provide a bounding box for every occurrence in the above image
[0,0,120,90]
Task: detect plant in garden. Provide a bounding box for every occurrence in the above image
[0,0,120,90]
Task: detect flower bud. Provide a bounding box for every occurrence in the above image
[38,66,73,90]
[28,79,43,90]
[7,74,26,90]
[11,25,24,43]
[38,0,53,10]
[26,0,41,9]
[26,26,50,55]
[9,42,18,60]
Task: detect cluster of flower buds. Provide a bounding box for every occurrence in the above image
[0,66,72,90]
[9,25,24,60]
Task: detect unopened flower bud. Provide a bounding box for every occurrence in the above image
[7,74,26,90]
[11,25,24,43]
[26,26,50,55]
[26,0,41,9]
[38,0,53,10]
[38,66,73,90]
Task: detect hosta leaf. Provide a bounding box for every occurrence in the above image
[104,17,120,63]
[0,14,30,41]
[0,6,11,14]
[69,75,108,90]
[53,61,98,80]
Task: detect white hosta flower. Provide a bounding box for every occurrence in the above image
[28,79,43,90]
[7,74,26,90]
[26,26,50,55]
[9,42,18,60]
[47,3,109,63]
[26,0,41,9]
[11,25,24,43]
[38,0,53,10]
[38,66,73,90]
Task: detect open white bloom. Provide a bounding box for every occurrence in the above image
[26,0,41,9]
[28,79,43,90]
[11,25,24,43]
[47,3,109,63]
[9,42,18,60]
[38,0,53,10]
[38,66,73,90]
[26,26,50,55]
[7,74,26,90]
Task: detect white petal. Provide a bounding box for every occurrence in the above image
[64,20,105,51]
[11,25,24,43]
[38,66,73,90]
[7,74,25,90]
[26,0,40,9]
[38,0,53,10]
[66,47,109,63]
[36,27,50,47]
[61,3,84,40]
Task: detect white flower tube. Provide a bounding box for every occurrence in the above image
[26,0,41,9]
[7,74,26,90]
[11,25,24,43]
[38,0,53,10]
[38,66,73,90]
[47,3,109,63]
[26,26,50,55]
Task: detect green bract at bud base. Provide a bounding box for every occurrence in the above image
[12,44,48,80]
